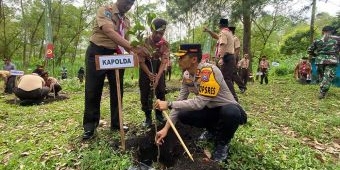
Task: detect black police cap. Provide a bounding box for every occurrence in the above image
[174,44,202,57]
[219,18,228,26]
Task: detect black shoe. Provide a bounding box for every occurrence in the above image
[143,116,152,128]
[212,143,230,163]
[198,131,214,141]
[318,91,326,99]
[240,88,246,94]
[82,130,95,140]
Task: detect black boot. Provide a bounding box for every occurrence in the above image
[143,111,152,128]
[82,129,96,140]
[318,90,326,99]
[212,141,230,163]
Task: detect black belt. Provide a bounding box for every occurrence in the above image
[241,68,248,69]
[89,41,116,53]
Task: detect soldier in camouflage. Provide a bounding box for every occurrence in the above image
[307,26,339,99]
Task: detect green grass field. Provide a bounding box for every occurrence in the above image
[0,76,339,170]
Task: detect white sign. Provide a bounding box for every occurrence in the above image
[96,54,136,70]
[10,70,24,76]
[272,62,280,67]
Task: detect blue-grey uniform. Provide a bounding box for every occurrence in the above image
[169,62,247,144]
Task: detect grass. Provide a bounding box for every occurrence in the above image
[0,75,339,170]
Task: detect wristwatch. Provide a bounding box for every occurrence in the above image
[167,101,173,110]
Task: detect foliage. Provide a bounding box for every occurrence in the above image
[1,76,340,169]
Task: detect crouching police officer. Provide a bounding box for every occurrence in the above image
[154,44,247,162]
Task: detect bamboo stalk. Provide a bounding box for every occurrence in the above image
[162,111,194,162]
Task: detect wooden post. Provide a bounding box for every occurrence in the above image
[115,69,125,151]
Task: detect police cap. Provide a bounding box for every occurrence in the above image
[322,26,333,32]
[174,44,202,59]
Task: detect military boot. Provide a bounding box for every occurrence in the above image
[318,91,326,99]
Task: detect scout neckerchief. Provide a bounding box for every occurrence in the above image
[198,67,220,97]
[116,14,125,54]
[215,28,230,57]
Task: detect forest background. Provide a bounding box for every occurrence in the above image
[0,0,339,79]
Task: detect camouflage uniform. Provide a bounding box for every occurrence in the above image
[307,31,338,98]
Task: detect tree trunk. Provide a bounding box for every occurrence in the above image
[20,0,28,69]
[310,0,316,44]
[242,0,252,71]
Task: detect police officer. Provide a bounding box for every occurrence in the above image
[307,26,338,99]
[139,18,169,127]
[82,0,148,140]
[204,18,240,101]
[154,44,247,162]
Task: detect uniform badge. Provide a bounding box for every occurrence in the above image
[198,67,220,97]
[200,69,212,82]
[104,10,112,19]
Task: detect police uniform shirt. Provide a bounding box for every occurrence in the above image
[169,62,238,123]
[18,74,45,92]
[217,29,235,56]
[90,3,131,49]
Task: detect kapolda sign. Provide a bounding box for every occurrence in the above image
[95,54,138,70]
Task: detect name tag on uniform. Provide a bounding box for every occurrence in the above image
[198,67,220,97]
[95,54,138,70]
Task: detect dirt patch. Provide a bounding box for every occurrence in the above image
[5,94,69,106]
[122,123,223,170]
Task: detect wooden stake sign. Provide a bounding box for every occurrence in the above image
[95,54,138,151]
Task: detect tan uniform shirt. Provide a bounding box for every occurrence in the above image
[217,28,234,57]
[238,58,249,69]
[260,60,269,69]
[234,36,240,49]
[45,77,59,89]
[18,74,45,91]
[139,37,169,64]
[170,62,238,123]
[90,3,131,49]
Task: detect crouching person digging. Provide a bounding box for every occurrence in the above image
[154,44,247,163]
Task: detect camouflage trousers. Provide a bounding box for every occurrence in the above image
[317,64,337,92]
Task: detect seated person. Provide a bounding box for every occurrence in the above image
[294,57,311,83]
[14,73,50,105]
[41,71,62,96]
[32,65,45,76]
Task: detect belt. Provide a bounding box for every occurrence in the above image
[89,41,116,53]
[241,68,248,69]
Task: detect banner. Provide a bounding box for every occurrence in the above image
[45,43,54,59]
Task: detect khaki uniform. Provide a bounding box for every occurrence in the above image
[217,28,234,57]
[238,58,249,85]
[83,3,131,131]
[90,4,131,49]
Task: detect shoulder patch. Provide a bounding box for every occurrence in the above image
[198,67,220,97]
[104,9,112,19]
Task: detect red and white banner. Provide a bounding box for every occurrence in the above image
[45,43,54,59]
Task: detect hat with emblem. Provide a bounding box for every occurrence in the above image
[322,26,333,32]
[174,44,202,58]
[219,18,228,27]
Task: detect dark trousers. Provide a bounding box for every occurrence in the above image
[14,87,49,104]
[233,69,246,90]
[260,68,268,84]
[239,68,249,86]
[166,66,172,81]
[51,84,62,95]
[221,54,238,101]
[178,104,247,144]
[83,42,125,131]
[139,59,166,116]
[5,75,16,94]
